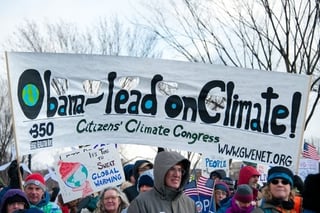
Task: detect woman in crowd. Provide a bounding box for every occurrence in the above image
[214,181,230,211]
[95,186,129,213]
[0,189,30,213]
[252,166,302,213]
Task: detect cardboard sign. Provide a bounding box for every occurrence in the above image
[54,144,124,203]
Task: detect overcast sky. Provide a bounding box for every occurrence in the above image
[0,0,138,52]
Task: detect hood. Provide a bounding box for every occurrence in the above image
[153,151,190,196]
[238,166,260,185]
[0,189,30,212]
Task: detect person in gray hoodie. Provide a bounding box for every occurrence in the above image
[127,151,196,213]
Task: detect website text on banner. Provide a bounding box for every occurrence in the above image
[6,52,311,170]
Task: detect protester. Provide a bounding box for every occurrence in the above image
[49,187,60,203]
[127,151,196,213]
[0,189,30,213]
[214,181,230,211]
[0,160,24,199]
[123,164,135,184]
[210,169,227,181]
[23,173,62,213]
[136,169,154,193]
[123,160,153,202]
[226,184,255,213]
[77,194,99,213]
[55,194,69,213]
[237,165,260,203]
[120,164,134,191]
[251,166,302,213]
[302,172,320,213]
[221,177,236,196]
[95,186,129,213]
[293,175,304,197]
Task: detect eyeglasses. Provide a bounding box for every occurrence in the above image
[168,167,186,175]
[270,179,289,185]
[215,190,227,196]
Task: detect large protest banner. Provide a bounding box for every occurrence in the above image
[54,144,124,203]
[6,52,310,169]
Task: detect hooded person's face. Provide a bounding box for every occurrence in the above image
[165,164,184,189]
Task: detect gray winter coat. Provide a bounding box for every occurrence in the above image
[127,151,196,213]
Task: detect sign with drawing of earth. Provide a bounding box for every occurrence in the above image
[58,161,88,188]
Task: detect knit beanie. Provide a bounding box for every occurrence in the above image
[267,166,294,186]
[137,169,154,191]
[234,184,253,203]
[24,173,46,191]
[214,181,230,196]
[138,175,154,188]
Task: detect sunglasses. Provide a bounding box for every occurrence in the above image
[270,179,289,185]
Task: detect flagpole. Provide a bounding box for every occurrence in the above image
[5,52,24,189]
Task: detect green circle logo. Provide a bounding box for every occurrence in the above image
[22,84,40,107]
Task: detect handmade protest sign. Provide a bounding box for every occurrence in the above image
[54,144,124,203]
[6,52,310,169]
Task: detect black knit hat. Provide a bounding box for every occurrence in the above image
[234,184,253,203]
[267,166,294,186]
[138,175,154,188]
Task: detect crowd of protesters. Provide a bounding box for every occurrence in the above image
[0,150,319,213]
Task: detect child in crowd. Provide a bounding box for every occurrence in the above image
[226,184,255,213]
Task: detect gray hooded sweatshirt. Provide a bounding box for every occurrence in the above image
[127,151,196,213]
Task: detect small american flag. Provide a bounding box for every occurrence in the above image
[197,176,214,196]
[184,180,198,196]
[302,142,320,160]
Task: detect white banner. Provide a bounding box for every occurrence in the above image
[6,52,311,169]
[54,144,124,203]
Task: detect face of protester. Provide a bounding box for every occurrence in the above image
[103,189,121,213]
[215,190,227,203]
[165,164,184,189]
[138,165,152,176]
[248,175,260,188]
[139,185,153,193]
[6,201,26,213]
[269,178,291,201]
[24,184,45,205]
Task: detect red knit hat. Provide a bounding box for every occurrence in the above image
[234,184,253,203]
[24,173,46,191]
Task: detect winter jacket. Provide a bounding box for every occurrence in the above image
[251,196,302,213]
[127,151,196,213]
[226,197,254,213]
